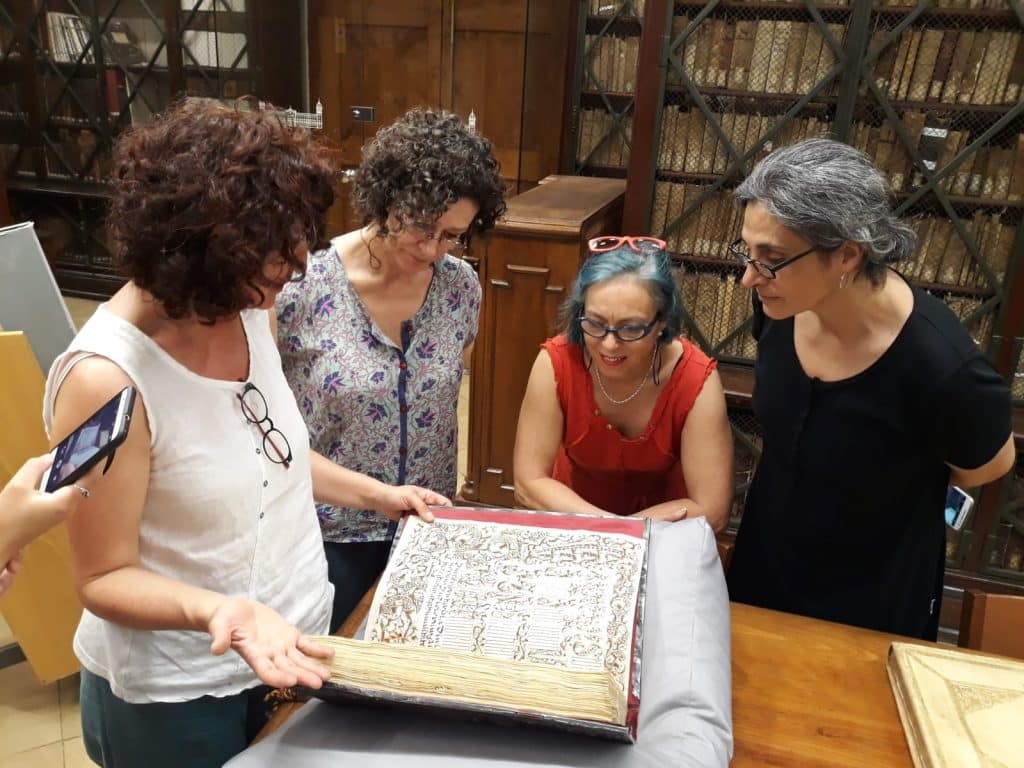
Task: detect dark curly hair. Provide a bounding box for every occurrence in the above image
[108,98,337,321]
[353,108,506,249]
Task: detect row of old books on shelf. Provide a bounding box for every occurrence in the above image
[883,0,1017,6]
[652,177,1014,292]
[653,105,1024,203]
[45,12,146,66]
[584,35,639,94]
[668,18,845,96]
[902,210,1013,289]
[677,269,757,360]
[576,108,633,168]
[653,184,741,265]
[849,116,1024,200]
[870,26,1022,105]
[656,107,828,176]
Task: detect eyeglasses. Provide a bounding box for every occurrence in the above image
[588,235,667,254]
[728,239,818,280]
[408,221,469,257]
[579,315,660,343]
[237,382,292,469]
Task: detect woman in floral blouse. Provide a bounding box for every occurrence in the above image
[276,108,506,630]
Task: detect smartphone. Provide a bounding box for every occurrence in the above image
[42,386,136,492]
[944,486,975,531]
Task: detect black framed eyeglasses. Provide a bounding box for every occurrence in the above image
[237,382,292,469]
[728,239,818,280]
[579,315,659,343]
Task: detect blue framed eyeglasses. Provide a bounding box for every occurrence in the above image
[578,315,659,343]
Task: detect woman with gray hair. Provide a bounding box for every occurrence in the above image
[514,236,733,528]
[726,138,1013,639]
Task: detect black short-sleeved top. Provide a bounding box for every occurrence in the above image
[727,282,1011,639]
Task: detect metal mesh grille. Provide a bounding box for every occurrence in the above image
[860,2,1021,365]
[575,1,646,177]
[982,451,1024,583]
[653,2,847,363]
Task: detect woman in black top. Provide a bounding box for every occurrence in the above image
[726,138,1014,639]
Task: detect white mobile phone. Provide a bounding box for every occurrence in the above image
[40,386,136,492]
[944,486,974,531]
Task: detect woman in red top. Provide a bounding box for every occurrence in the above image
[514,236,733,528]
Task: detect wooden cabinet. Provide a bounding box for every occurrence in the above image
[460,175,625,507]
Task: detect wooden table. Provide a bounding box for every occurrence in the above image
[256,597,919,767]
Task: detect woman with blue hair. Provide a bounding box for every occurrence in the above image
[513,236,733,528]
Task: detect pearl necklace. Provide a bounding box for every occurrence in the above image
[593,349,657,406]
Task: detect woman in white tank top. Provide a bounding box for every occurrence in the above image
[43,99,449,768]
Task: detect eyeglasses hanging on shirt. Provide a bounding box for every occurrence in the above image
[238,382,293,469]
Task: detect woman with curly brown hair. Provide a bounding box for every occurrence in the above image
[275,108,506,631]
[42,99,449,767]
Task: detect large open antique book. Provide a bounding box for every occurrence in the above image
[307,506,650,742]
[887,641,1024,767]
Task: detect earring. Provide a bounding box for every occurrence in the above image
[839,273,848,289]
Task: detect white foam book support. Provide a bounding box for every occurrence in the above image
[227,517,733,768]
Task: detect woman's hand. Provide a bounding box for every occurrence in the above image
[208,598,334,689]
[0,453,97,590]
[632,502,689,523]
[372,485,452,523]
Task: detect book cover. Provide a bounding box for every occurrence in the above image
[797,24,825,94]
[896,29,923,102]
[908,29,943,102]
[308,507,650,743]
[764,20,792,94]
[957,30,990,104]
[747,20,775,93]
[928,29,958,101]
[887,642,1024,768]
[727,20,757,91]
[780,22,808,95]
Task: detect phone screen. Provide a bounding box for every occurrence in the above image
[45,388,134,492]
[944,486,973,529]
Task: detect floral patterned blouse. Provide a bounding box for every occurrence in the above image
[275,243,481,543]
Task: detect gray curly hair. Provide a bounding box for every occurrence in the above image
[734,138,917,287]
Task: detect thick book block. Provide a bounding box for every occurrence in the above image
[308,508,651,742]
[888,643,1024,768]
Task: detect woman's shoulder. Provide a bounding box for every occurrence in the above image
[903,287,988,370]
[436,255,481,290]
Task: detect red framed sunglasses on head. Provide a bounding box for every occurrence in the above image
[588,235,667,253]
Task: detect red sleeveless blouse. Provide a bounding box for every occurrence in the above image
[542,335,716,517]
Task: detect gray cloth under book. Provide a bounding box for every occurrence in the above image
[227,517,733,768]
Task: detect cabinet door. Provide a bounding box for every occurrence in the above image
[310,0,447,234]
[466,236,582,506]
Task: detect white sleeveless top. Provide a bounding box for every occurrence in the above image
[43,305,332,703]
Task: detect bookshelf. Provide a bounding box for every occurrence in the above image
[567,0,1024,625]
[1,0,304,298]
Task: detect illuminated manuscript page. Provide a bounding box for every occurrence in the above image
[366,515,646,698]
